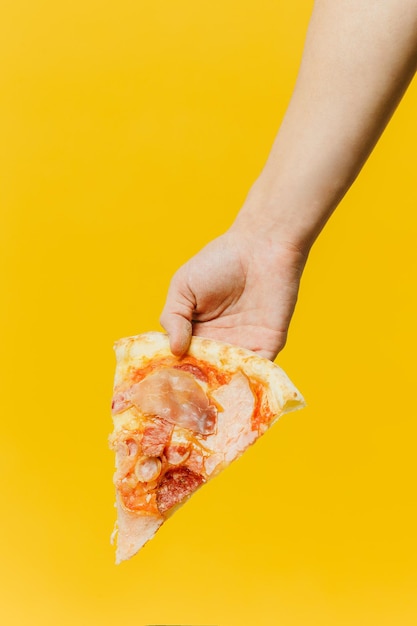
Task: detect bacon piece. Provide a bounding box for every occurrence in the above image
[156,467,204,514]
[141,418,173,456]
[128,367,217,435]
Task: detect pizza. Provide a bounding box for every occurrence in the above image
[109,331,305,563]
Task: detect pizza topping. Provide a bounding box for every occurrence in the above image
[125,438,139,456]
[122,367,217,435]
[249,379,275,432]
[111,433,141,481]
[156,467,204,514]
[206,371,257,463]
[185,447,206,475]
[111,391,131,415]
[119,478,158,513]
[129,355,231,388]
[165,443,191,466]
[142,417,174,456]
[173,363,208,382]
[134,457,162,483]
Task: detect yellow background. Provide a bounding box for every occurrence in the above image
[1,1,416,624]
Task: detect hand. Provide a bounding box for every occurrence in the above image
[160,230,307,361]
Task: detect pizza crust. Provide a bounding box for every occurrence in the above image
[113,494,163,564]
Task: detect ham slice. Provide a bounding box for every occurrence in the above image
[205,371,257,464]
[112,367,217,436]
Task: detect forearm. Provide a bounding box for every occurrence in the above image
[233,0,417,252]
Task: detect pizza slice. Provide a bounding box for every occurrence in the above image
[110,331,305,563]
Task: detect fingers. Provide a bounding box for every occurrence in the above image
[160,272,195,357]
[160,312,193,356]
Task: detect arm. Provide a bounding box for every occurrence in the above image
[161,0,417,360]
[235,0,417,250]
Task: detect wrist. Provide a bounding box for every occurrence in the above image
[227,199,309,280]
[230,177,319,257]
[233,137,352,254]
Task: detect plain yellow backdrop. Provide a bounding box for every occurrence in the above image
[1,1,417,625]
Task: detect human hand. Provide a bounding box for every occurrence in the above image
[160,230,306,361]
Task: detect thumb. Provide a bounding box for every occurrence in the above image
[160,272,195,357]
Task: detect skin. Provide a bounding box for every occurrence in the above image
[160,0,417,361]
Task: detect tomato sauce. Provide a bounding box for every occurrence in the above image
[130,355,231,388]
[249,379,274,432]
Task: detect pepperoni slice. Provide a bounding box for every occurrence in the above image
[156,467,204,514]
[173,363,208,383]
